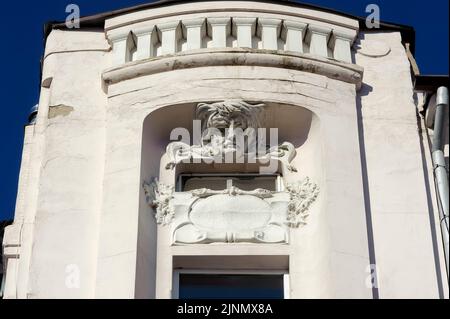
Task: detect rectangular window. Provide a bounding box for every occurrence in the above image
[173,270,289,299]
[177,174,283,192]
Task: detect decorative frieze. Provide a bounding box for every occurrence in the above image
[142,177,320,245]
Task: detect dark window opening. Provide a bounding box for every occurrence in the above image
[177,174,282,192]
[178,274,285,299]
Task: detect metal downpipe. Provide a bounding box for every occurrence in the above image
[432,86,449,278]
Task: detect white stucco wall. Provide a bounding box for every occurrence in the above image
[3,1,447,299]
[355,31,448,298]
[4,29,109,299]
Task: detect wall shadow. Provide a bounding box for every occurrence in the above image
[415,100,445,298]
[356,83,379,299]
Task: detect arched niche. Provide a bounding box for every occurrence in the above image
[140,102,322,184]
[136,101,324,298]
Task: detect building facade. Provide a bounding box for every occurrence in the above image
[2,0,449,299]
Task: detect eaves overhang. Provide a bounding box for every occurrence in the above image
[43,0,416,53]
[414,75,449,93]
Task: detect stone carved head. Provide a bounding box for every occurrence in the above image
[196,100,265,131]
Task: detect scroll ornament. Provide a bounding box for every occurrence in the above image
[143,177,319,228]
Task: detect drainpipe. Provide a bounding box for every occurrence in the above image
[432,86,449,278]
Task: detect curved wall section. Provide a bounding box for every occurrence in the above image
[92,51,371,297]
[4,0,446,301]
[104,1,360,76]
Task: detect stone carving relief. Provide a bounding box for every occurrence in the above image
[286,177,320,228]
[143,178,175,225]
[165,100,298,172]
[190,187,273,199]
[173,190,289,244]
[143,177,320,245]
[144,100,320,244]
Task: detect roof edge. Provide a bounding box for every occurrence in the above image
[414,75,450,92]
[44,0,416,52]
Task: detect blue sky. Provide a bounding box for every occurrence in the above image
[0,0,448,221]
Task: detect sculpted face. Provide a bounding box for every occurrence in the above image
[196,100,265,131]
[165,99,298,174]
